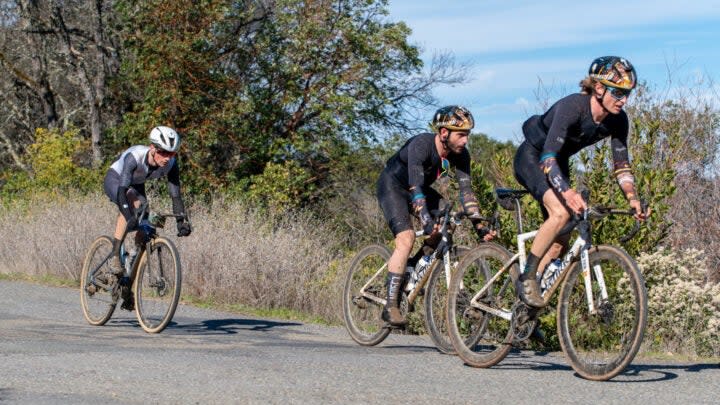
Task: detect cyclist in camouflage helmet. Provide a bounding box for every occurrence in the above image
[376,105,495,326]
[513,56,648,308]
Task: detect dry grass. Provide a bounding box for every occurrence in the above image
[0,194,349,323]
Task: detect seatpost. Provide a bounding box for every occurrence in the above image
[514,198,524,234]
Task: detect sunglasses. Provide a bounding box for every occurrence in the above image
[155,149,176,158]
[605,85,632,100]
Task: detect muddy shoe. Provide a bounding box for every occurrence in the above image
[381,306,407,327]
[515,277,545,308]
[120,286,135,311]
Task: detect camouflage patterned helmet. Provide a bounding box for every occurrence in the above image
[429,105,475,132]
[589,56,637,90]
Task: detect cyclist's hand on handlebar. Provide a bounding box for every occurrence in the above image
[413,198,434,235]
[420,210,434,235]
[561,188,587,214]
[177,221,192,237]
[629,199,650,221]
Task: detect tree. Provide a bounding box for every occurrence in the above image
[113,0,468,198]
[0,0,121,170]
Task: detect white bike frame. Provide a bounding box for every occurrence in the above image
[468,226,609,318]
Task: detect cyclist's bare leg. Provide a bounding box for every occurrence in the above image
[518,190,571,307]
[383,229,414,326]
[537,235,570,278]
[110,192,142,275]
[387,229,415,275]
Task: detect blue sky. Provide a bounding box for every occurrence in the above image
[386,0,720,143]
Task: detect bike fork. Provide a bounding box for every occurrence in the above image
[580,247,609,315]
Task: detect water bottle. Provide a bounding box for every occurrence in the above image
[540,258,563,292]
[125,244,138,275]
[404,255,431,292]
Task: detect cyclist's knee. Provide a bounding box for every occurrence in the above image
[545,206,571,228]
[394,230,415,252]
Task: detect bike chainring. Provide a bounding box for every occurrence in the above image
[510,301,540,343]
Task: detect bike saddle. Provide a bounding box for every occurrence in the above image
[495,188,529,210]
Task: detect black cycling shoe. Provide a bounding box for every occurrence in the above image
[120,286,135,311]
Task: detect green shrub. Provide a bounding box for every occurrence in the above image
[1,128,103,202]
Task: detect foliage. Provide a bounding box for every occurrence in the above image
[246,160,317,213]
[112,0,462,199]
[0,128,102,202]
[637,248,720,357]
[577,85,719,256]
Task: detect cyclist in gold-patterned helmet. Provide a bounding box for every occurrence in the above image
[512,56,648,308]
[375,105,494,326]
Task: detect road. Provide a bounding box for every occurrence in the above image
[0,280,718,404]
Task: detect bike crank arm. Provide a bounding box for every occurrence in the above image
[468,302,512,321]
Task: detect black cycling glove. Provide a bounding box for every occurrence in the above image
[413,197,434,235]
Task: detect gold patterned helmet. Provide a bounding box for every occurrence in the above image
[589,56,637,90]
[429,105,475,132]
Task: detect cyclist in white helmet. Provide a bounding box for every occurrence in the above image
[102,126,191,310]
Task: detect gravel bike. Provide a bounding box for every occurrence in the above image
[342,201,495,353]
[446,188,648,380]
[80,201,184,333]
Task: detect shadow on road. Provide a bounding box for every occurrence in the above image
[171,318,303,335]
[481,350,719,382]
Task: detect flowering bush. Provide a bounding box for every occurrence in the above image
[638,248,720,357]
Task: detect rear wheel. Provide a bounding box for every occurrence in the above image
[134,237,182,333]
[342,244,392,346]
[447,243,517,367]
[80,235,117,326]
[558,245,647,381]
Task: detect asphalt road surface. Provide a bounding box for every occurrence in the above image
[1,280,718,404]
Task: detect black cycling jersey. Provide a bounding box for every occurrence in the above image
[377,132,475,236]
[382,132,473,197]
[518,93,631,196]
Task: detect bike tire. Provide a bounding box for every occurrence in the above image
[447,243,517,367]
[557,244,647,381]
[342,244,393,346]
[80,235,117,326]
[424,245,471,354]
[134,237,182,334]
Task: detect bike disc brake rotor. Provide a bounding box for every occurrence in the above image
[597,300,615,326]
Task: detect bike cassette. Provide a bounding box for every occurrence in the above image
[510,301,539,343]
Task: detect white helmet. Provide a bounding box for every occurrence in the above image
[149,126,180,152]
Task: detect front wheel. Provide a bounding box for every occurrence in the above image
[134,237,182,333]
[80,235,118,326]
[447,243,517,367]
[424,245,470,354]
[342,244,393,346]
[557,244,647,381]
